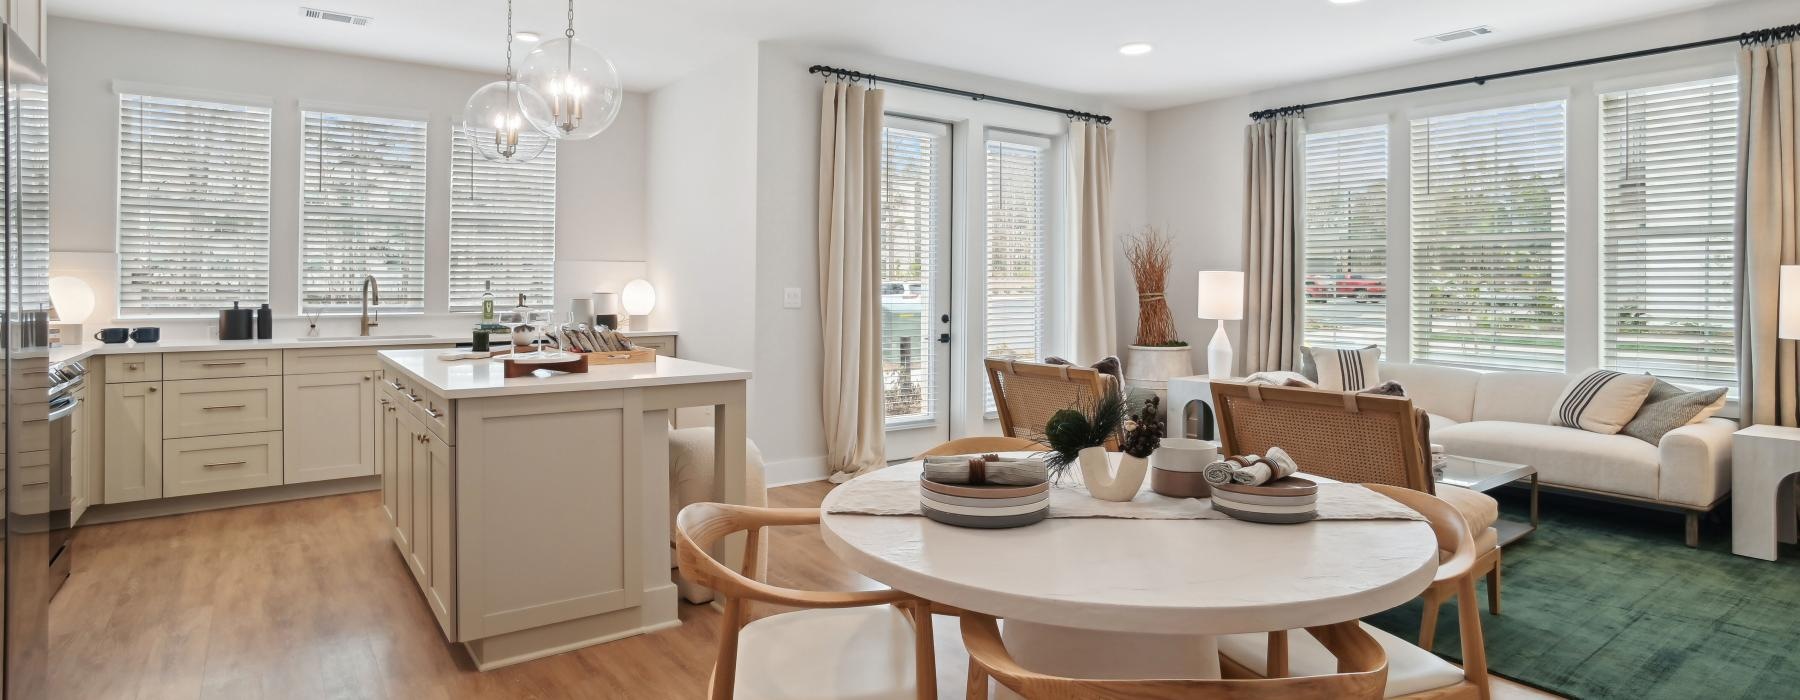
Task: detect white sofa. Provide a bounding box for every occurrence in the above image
[1382,362,1737,545]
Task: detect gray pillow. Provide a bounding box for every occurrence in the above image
[1621,379,1727,444]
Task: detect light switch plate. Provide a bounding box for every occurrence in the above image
[783,287,802,309]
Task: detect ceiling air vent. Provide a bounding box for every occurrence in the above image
[1416,25,1494,45]
[299,6,372,27]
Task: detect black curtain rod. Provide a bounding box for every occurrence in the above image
[1249,20,1800,120]
[809,65,1112,125]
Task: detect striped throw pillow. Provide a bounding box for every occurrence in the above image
[1549,370,1656,435]
[1303,345,1381,392]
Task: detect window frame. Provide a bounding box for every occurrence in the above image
[297,102,431,315]
[447,127,559,314]
[113,82,275,319]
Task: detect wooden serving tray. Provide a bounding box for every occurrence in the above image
[582,347,657,365]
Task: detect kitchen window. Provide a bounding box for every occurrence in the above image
[1301,124,1388,350]
[117,92,273,317]
[300,110,428,314]
[1600,76,1738,389]
[448,130,557,313]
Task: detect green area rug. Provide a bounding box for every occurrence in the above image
[1363,492,1800,699]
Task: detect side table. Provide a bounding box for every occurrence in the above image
[1731,424,1800,561]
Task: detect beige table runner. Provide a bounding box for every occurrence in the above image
[823,462,1423,521]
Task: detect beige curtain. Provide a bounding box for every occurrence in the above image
[1069,120,1119,362]
[1737,38,1799,428]
[1240,115,1304,375]
[817,81,887,481]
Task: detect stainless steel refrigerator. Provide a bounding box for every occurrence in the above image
[2,19,50,700]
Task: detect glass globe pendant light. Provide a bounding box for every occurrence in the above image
[461,0,552,163]
[519,0,623,141]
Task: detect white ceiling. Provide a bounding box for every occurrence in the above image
[50,0,1735,110]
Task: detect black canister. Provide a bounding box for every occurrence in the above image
[218,302,255,340]
[256,303,273,339]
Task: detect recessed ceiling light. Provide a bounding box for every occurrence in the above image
[514,31,540,42]
[1118,42,1154,56]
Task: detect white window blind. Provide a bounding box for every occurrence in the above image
[879,118,949,423]
[1302,124,1389,349]
[118,93,272,316]
[985,132,1051,410]
[17,82,49,313]
[449,131,556,312]
[1601,76,1738,389]
[301,111,428,313]
[1410,100,1567,371]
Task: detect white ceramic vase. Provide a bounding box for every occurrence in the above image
[1078,446,1149,502]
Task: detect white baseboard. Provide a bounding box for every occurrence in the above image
[764,455,829,487]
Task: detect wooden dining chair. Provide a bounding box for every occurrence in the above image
[675,502,960,700]
[962,614,1388,700]
[984,357,1120,450]
[1210,380,1505,633]
[915,436,1047,459]
[1216,484,1491,700]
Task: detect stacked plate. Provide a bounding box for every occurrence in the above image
[919,477,1050,529]
[1210,477,1318,524]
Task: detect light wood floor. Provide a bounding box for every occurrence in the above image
[51,482,1555,699]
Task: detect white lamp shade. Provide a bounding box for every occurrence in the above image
[592,292,619,315]
[1781,265,1800,340]
[620,279,657,316]
[48,276,95,325]
[1196,270,1244,321]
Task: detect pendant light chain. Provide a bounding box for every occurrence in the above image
[505,0,515,80]
[566,0,576,38]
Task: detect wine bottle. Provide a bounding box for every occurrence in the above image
[481,280,495,321]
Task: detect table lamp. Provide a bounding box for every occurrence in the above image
[1782,265,1800,341]
[1196,270,1244,378]
[620,279,657,332]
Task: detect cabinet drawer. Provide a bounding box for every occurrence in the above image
[164,376,283,438]
[164,431,283,497]
[105,354,161,383]
[387,375,453,445]
[625,333,676,357]
[287,346,449,375]
[164,350,282,380]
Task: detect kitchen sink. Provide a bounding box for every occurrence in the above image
[295,334,441,342]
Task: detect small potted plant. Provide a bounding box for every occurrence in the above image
[1038,392,1157,502]
[1124,227,1191,411]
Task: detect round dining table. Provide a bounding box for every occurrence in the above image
[819,456,1439,697]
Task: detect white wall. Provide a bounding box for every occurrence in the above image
[48,17,648,338]
[750,41,1149,480]
[1144,0,1796,374]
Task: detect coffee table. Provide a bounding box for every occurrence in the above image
[1437,455,1538,545]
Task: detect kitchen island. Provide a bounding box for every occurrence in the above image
[374,349,750,670]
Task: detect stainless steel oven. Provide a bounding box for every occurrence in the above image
[46,362,80,599]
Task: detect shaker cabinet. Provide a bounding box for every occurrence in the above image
[284,371,376,484]
[381,385,456,641]
[103,382,163,503]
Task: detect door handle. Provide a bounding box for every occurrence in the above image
[937,333,951,344]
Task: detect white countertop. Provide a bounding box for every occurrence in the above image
[49,329,678,365]
[376,348,749,399]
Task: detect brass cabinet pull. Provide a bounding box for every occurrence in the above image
[387,379,404,391]
[201,460,247,469]
[423,405,443,419]
[201,404,246,411]
[363,375,372,381]
[201,361,248,367]
[147,386,157,393]
[405,392,420,403]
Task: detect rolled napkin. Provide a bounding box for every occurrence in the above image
[1203,455,1257,486]
[922,454,1048,486]
[1231,446,1299,486]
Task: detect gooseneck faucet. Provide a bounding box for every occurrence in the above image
[360,275,381,336]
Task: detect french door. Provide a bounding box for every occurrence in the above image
[878,116,954,458]
[878,115,1057,459]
